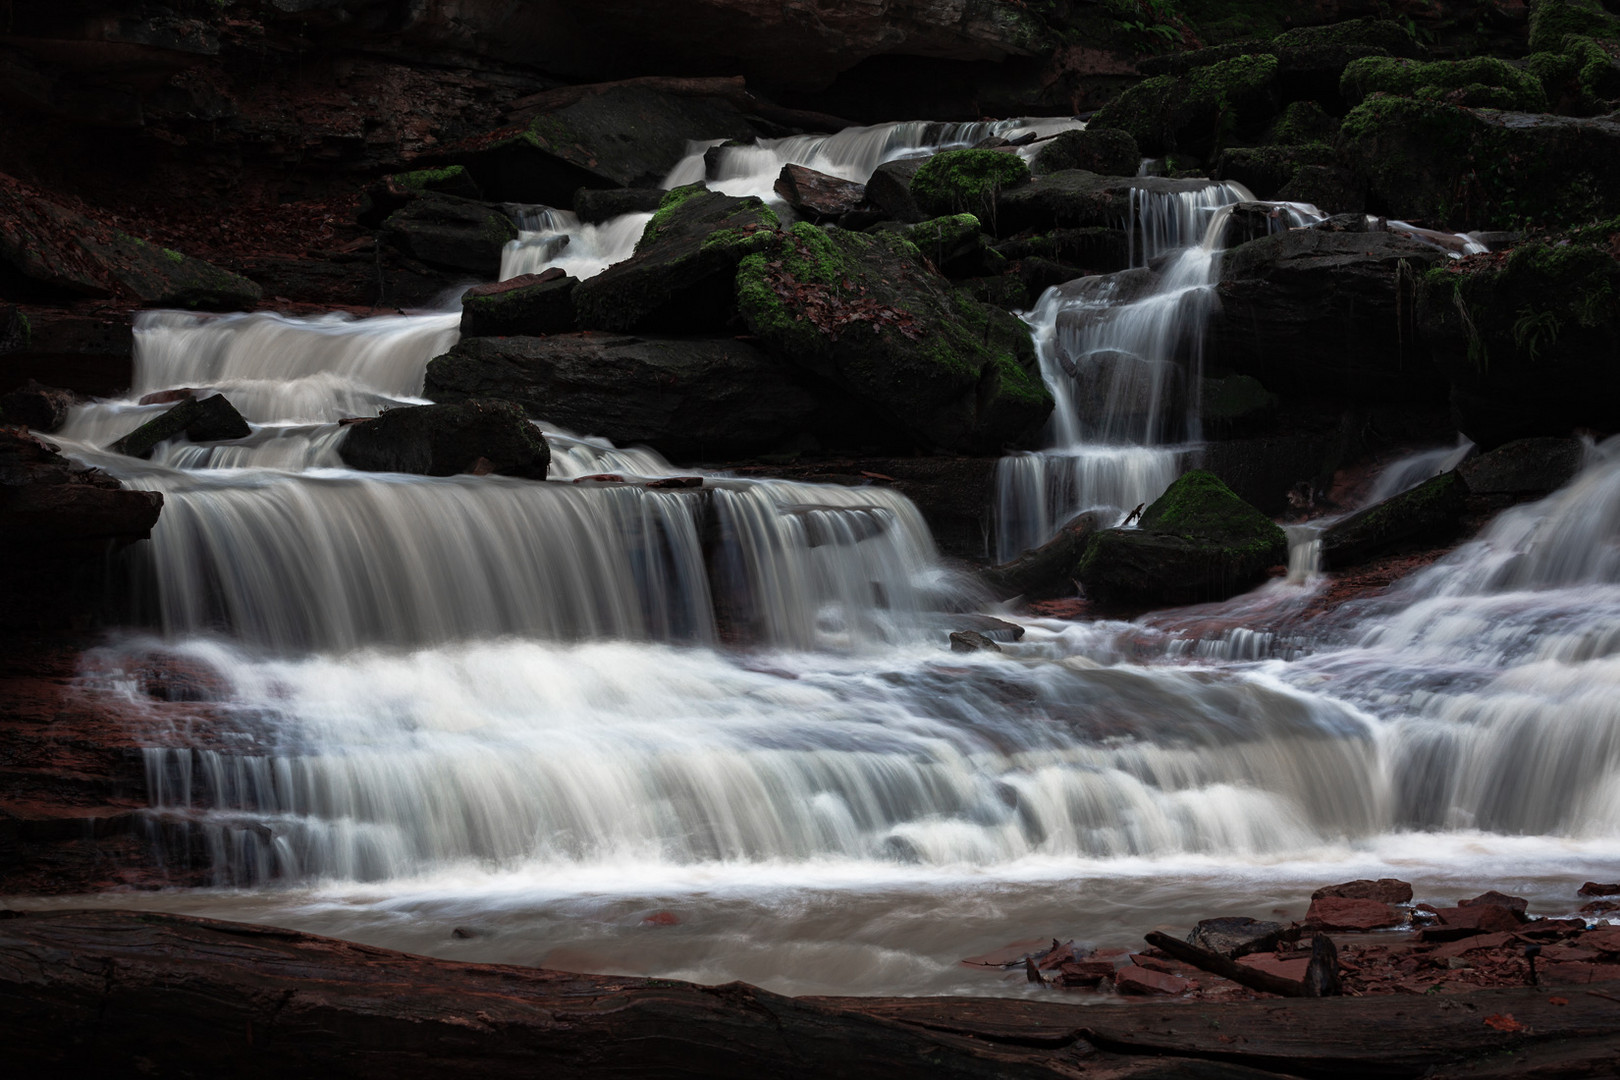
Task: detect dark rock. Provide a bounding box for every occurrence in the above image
[735,222,1051,454]
[1313,879,1415,905]
[460,271,578,337]
[864,158,928,224]
[1305,896,1402,931]
[0,428,162,564]
[380,194,519,278]
[1212,229,1450,405]
[1076,470,1288,607]
[1200,375,1278,439]
[992,227,1131,275]
[1458,438,1585,495]
[995,171,1225,240]
[0,306,25,353]
[1213,144,1335,201]
[979,510,1110,601]
[108,394,251,459]
[0,310,133,398]
[0,173,260,310]
[139,389,197,406]
[1090,54,1279,159]
[339,400,549,479]
[903,215,1002,279]
[358,166,484,228]
[1276,165,1363,215]
[775,165,866,222]
[1320,471,1468,569]
[1029,128,1141,178]
[1188,917,1285,959]
[1580,882,1620,897]
[575,187,667,224]
[1301,933,1342,999]
[949,630,1002,653]
[0,380,75,433]
[947,615,1025,642]
[425,334,823,461]
[573,188,779,334]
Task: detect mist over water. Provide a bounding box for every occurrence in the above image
[27,119,1620,999]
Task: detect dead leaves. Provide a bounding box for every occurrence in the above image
[759,237,922,342]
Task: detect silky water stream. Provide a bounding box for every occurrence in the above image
[16,121,1619,999]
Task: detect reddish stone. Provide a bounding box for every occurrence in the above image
[1459,891,1528,916]
[1036,941,1078,970]
[1057,959,1118,987]
[1429,932,1514,961]
[1311,878,1414,905]
[1578,929,1620,955]
[1538,945,1601,963]
[1237,955,1311,981]
[1115,967,1190,996]
[645,476,703,489]
[138,388,197,406]
[640,911,680,926]
[1541,961,1620,985]
[1305,896,1402,931]
[1581,900,1620,915]
[1434,905,1521,934]
[1578,882,1620,897]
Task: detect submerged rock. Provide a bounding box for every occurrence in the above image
[948,630,1002,653]
[460,270,578,337]
[1320,471,1468,569]
[1076,470,1287,606]
[339,400,550,479]
[108,394,251,459]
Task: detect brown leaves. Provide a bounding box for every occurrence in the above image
[1483,1013,1524,1032]
[761,236,922,341]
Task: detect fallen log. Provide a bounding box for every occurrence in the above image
[1143,929,1319,997]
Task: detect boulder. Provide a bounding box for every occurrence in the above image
[775,165,866,222]
[1459,891,1529,916]
[0,380,75,433]
[108,394,251,459]
[1312,879,1415,905]
[1528,0,1620,53]
[1212,144,1335,201]
[0,173,260,310]
[338,401,550,479]
[735,222,1051,454]
[380,194,519,278]
[1304,896,1402,931]
[1211,229,1450,405]
[1200,374,1279,439]
[1431,904,1522,935]
[358,165,483,227]
[460,270,578,338]
[995,171,1225,240]
[572,187,779,333]
[949,630,1002,653]
[979,510,1110,601]
[1458,438,1585,495]
[1580,882,1620,897]
[1265,101,1340,146]
[1340,55,1548,111]
[1188,917,1285,959]
[1320,471,1468,569]
[1090,54,1279,159]
[424,334,824,461]
[1029,128,1141,178]
[909,148,1030,219]
[574,187,667,224]
[992,227,1131,275]
[864,158,928,223]
[0,428,163,563]
[902,215,1002,279]
[1418,240,1620,448]
[1076,470,1288,606]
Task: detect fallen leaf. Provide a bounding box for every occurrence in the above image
[1483,1014,1524,1032]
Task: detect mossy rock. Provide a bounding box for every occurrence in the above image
[460,271,577,337]
[1029,128,1141,178]
[1076,469,1287,605]
[735,222,1051,453]
[901,214,1003,278]
[1320,470,1467,568]
[1200,373,1279,438]
[1212,142,1334,199]
[108,394,251,459]
[389,165,481,199]
[1091,53,1279,158]
[338,400,550,479]
[380,193,518,277]
[572,189,779,333]
[1271,16,1425,57]
[992,226,1132,274]
[1266,101,1339,145]
[911,149,1031,220]
[1340,56,1548,110]
[1528,0,1620,53]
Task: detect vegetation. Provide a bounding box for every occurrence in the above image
[910,150,1030,220]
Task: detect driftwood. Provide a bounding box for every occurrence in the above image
[3,910,1619,1080]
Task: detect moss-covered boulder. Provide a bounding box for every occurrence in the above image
[357,166,484,228]
[1337,96,1620,229]
[1268,16,1426,108]
[460,270,577,337]
[1076,470,1288,606]
[1530,35,1620,108]
[1340,56,1548,110]
[380,193,518,277]
[1266,101,1340,145]
[900,214,1003,278]
[571,187,779,333]
[338,400,550,479]
[1418,238,1620,447]
[910,149,1030,219]
[1320,470,1468,569]
[1528,0,1620,53]
[991,227,1131,275]
[1212,143,1335,200]
[736,222,1051,453]
[1090,54,1279,158]
[1029,128,1141,178]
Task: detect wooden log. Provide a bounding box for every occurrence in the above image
[1143,929,1313,997]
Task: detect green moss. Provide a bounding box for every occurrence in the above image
[1090,73,1180,150]
[1565,35,1620,98]
[1267,100,1338,145]
[16,311,29,347]
[1526,49,1581,89]
[1270,15,1418,53]
[1138,469,1284,553]
[1094,52,1277,155]
[1341,55,1547,109]
[638,184,714,248]
[699,224,781,257]
[1528,0,1620,53]
[390,165,467,190]
[161,247,186,264]
[911,149,1030,218]
[524,113,584,150]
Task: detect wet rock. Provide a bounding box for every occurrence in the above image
[1188,917,1285,959]
[1580,882,1620,897]
[0,427,162,563]
[775,165,865,222]
[1214,145,1336,202]
[1211,229,1450,405]
[0,173,261,310]
[138,389,197,407]
[425,334,823,461]
[460,270,578,337]
[736,222,1051,454]
[1057,958,1119,987]
[1428,905,1523,937]
[575,187,667,224]
[1029,128,1141,178]
[1115,966,1191,995]
[1320,471,1468,570]
[863,158,928,224]
[1076,470,1288,607]
[380,193,519,278]
[1090,54,1279,159]
[573,188,779,334]
[992,227,1131,275]
[1313,879,1415,905]
[1304,896,1402,931]
[910,149,1030,220]
[338,400,550,480]
[1460,891,1530,917]
[979,510,1110,601]
[0,381,75,433]
[901,215,1001,279]
[1200,374,1278,439]
[948,614,1025,643]
[108,394,251,459]
[995,171,1227,240]
[948,630,1002,653]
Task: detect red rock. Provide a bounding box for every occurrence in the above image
[1578,929,1620,955]
[1115,967,1190,996]
[773,164,866,221]
[1435,905,1521,934]
[1057,959,1118,987]
[1578,882,1620,897]
[1459,890,1528,916]
[1541,961,1620,985]
[1305,896,1402,931]
[645,476,703,489]
[1131,954,1180,975]
[1036,941,1078,970]
[1538,945,1601,963]
[1237,955,1311,981]
[139,388,198,406]
[1581,900,1620,915]
[640,911,680,926]
[1429,932,1514,961]
[1312,878,1414,905]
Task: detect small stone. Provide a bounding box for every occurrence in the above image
[1459,890,1528,915]
[949,630,1002,653]
[1579,882,1620,898]
[1115,966,1190,995]
[1312,878,1414,905]
[1188,916,1284,958]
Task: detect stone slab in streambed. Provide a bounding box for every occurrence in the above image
[338,400,550,479]
[460,270,578,337]
[1076,470,1288,606]
[1320,470,1468,570]
[1458,437,1585,495]
[994,171,1223,238]
[775,164,866,222]
[424,333,824,461]
[108,394,251,459]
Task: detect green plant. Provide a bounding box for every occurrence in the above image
[1512,307,1563,359]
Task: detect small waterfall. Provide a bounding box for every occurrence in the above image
[500,207,655,282]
